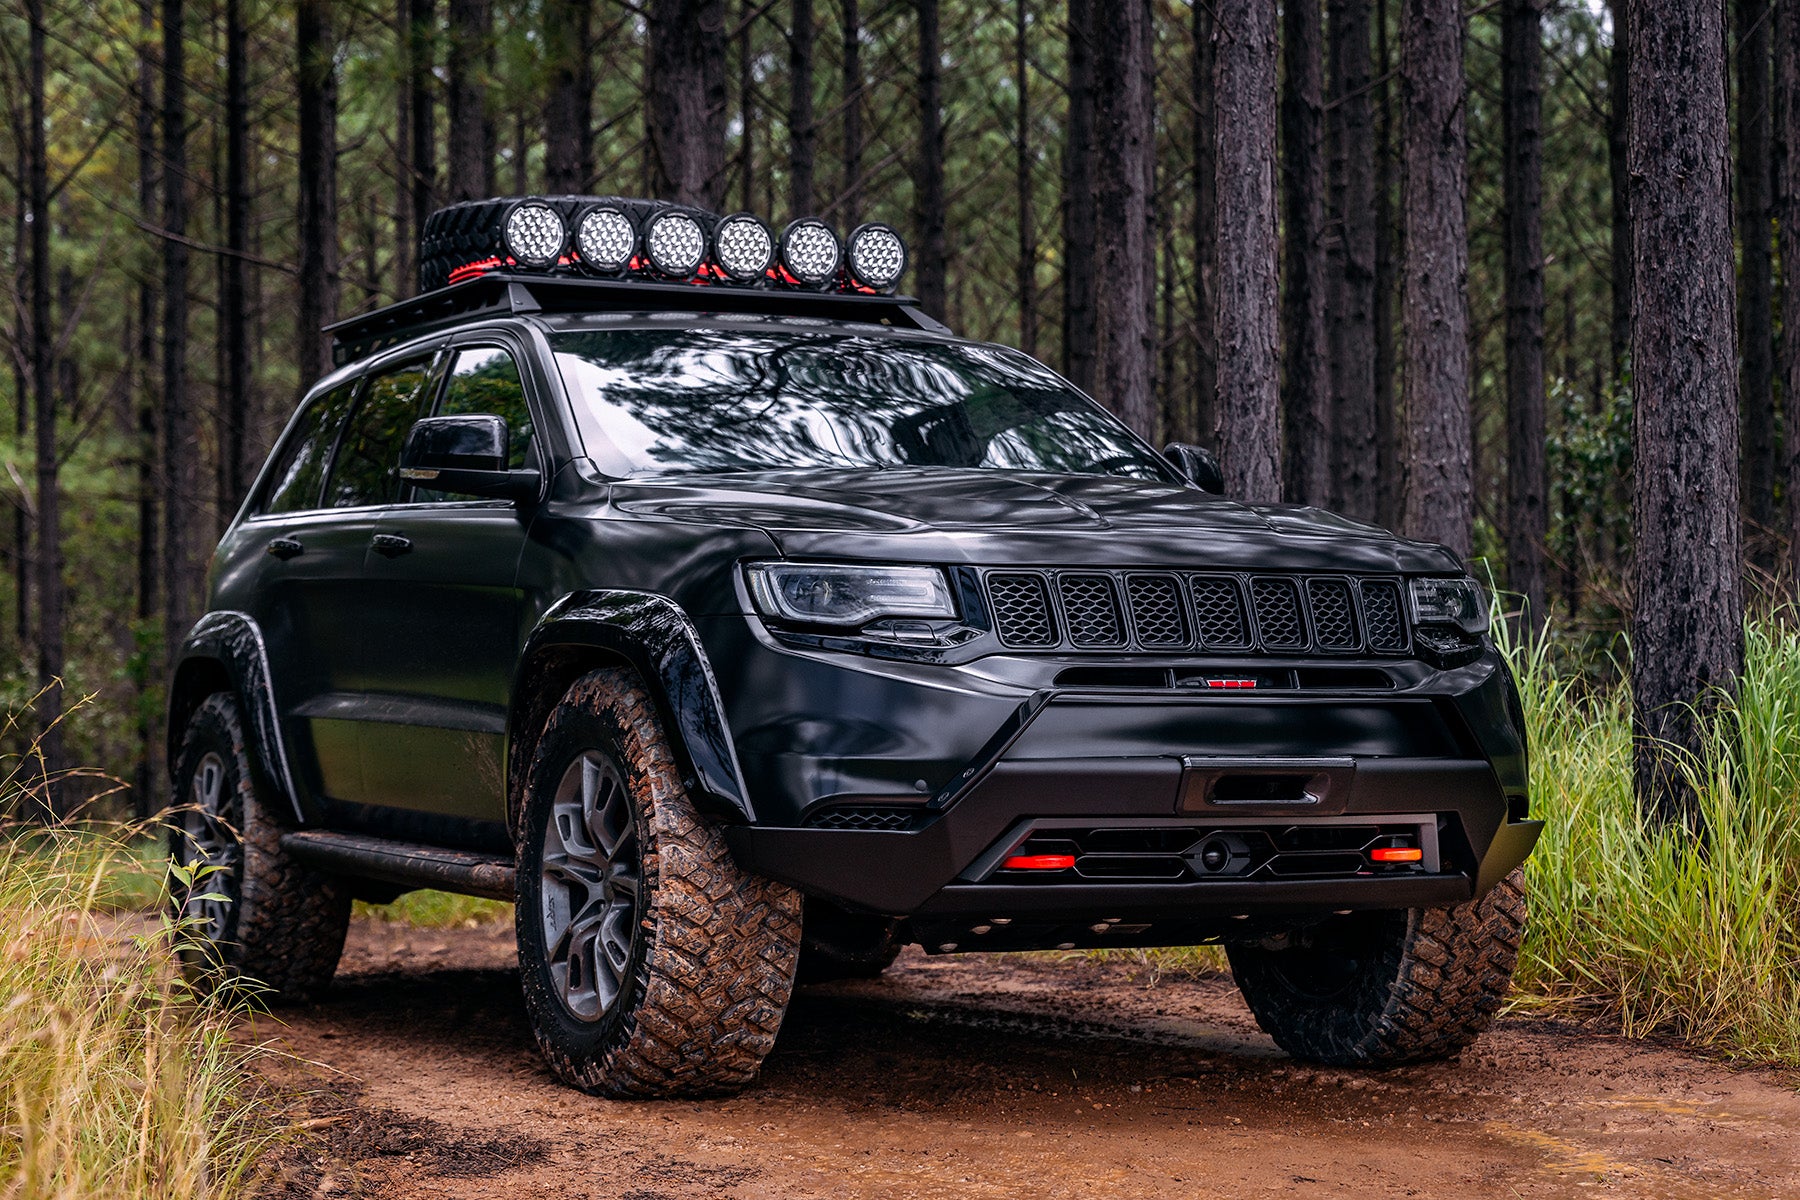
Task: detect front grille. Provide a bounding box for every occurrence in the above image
[982,569,1411,655]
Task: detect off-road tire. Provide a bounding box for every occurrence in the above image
[1227,868,1526,1067]
[515,667,803,1098]
[168,692,350,1003]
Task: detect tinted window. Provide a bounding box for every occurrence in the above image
[550,329,1173,481]
[259,381,358,514]
[325,359,436,508]
[436,347,533,469]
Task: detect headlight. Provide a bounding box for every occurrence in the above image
[746,562,956,627]
[1408,576,1489,635]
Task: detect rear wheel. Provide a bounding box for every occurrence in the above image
[168,693,350,1002]
[1226,868,1525,1067]
[515,667,802,1097]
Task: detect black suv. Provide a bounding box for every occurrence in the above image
[167,196,1539,1097]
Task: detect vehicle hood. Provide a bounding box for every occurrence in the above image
[606,467,1463,574]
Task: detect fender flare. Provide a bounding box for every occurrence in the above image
[167,610,306,822]
[510,590,755,828]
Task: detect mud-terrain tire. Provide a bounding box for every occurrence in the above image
[515,666,803,1098]
[796,898,904,983]
[1227,868,1526,1067]
[168,692,350,1002]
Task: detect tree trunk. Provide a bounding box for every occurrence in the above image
[1328,0,1378,521]
[1015,0,1036,357]
[1629,0,1743,831]
[297,0,338,388]
[912,0,948,317]
[1607,0,1630,380]
[1281,0,1330,505]
[647,0,729,208]
[446,0,491,204]
[1738,0,1777,573]
[1089,0,1154,434]
[1215,0,1282,501]
[839,0,862,226]
[788,0,815,218]
[134,0,160,817]
[545,0,595,193]
[409,0,437,282]
[1779,0,1800,590]
[1375,0,1401,528]
[1192,0,1218,445]
[1061,0,1097,392]
[1399,0,1472,558]
[738,0,756,212]
[1502,0,1547,625]
[221,0,251,521]
[161,0,194,671]
[25,0,62,817]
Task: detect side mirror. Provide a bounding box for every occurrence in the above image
[400,415,541,502]
[1163,442,1225,495]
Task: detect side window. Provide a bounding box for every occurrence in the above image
[259,381,358,515]
[436,347,534,470]
[324,358,436,508]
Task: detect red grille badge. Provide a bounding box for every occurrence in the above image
[1205,678,1258,689]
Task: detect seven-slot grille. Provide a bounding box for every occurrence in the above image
[981,570,1410,655]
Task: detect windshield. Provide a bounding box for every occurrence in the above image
[550,327,1175,481]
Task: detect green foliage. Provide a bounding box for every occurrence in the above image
[354,888,511,929]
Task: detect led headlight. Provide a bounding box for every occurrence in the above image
[847,222,907,291]
[780,219,842,286]
[575,205,636,272]
[1408,576,1489,635]
[503,201,566,268]
[746,562,956,627]
[645,210,706,277]
[713,213,775,281]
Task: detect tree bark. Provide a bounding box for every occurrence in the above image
[409,0,437,279]
[1328,0,1378,521]
[1281,0,1330,505]
[1629,0,1743,830]
[1779,0,1800,591]
[839,0,862,226]
[545,0,595,193]
[1090,0,1154,435]
[1502,0,1547,624]
[1399,0,1472,558]
[134,0,160,817]
[1375,0,1401,528]
[297,0,338,388]
[1061,0,1097,392]
[1215,0,1282,501]
[647,0,729,208]
[221,0,251,520]
[1015,0,1037,357]
[912,0,948,317]
[25,0,63,816]
[1192,0,1218,445]
[738,0,756,212]
[1607,0,1630,380]
[1737,0,1777,572]
[789,0,816,217]
[162,0,194,671]
[446,0,491,204]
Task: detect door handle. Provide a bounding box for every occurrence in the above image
[266,536,304,560]
[371,533,413,558]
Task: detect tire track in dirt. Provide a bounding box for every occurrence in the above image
[254,918,1800,1199]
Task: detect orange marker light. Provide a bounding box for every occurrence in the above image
[1002,854,1077,871]
[1370,847,1423,864]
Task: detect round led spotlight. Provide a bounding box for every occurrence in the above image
[575,205,636,272]
[502,201,566,268]
[847,222,908,292]
[712,212,775,282]
[780,218,842,287]
[645,210,706,278]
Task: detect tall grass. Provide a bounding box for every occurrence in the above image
[0,824,275,1199]
[1508,617,1800,1064]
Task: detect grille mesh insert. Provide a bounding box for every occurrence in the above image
[1306,578,1359,650]
[1058,574,1126,647]
[1360,579,1408,651]
[1250,578,1307,649]
[1125,574,1190,648]
[1190,576,1251,648]
[987,573,1058,647]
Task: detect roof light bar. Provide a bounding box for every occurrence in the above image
[502,201,566,268]
[780,218,842,287]
[644,210,707,278]
[713,212,775,282]
[575,205,636,273]
[847,222,907,293]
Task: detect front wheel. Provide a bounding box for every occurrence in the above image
[515,667,802,1097]
[1227,868,1526,1067]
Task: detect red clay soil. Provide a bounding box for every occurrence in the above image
[252,917,1800,1199]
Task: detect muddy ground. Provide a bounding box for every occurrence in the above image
[254,917,1800,1199]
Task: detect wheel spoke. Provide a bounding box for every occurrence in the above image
[539,748,641,1024]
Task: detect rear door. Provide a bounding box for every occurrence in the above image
[356,339,542,822]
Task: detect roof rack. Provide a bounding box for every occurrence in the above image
[325,273,950,367]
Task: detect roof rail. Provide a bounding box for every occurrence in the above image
[326,273,949,367]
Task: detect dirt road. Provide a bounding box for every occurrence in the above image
[257,917,1800,1199]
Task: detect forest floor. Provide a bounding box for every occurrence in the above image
[252,916,1800,1200]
